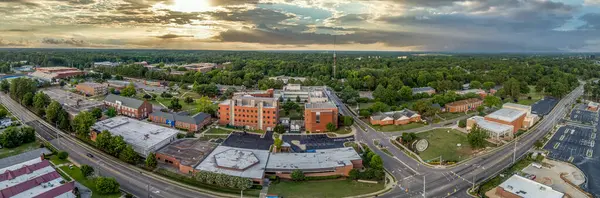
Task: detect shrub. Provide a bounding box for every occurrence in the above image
[80,165,94,178]
[57,151,69,160]
[291,169,305,181]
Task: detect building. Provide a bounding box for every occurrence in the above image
[588,101,599,111]
[502,103,540,129]
[485,108,526,133]
[93,61,120,67]
[182,63,217,73]
[290,120,304,133]
[265,147,363,179]
[456,89,487,98]
[75,82,108,96]
[233,89,274,98]
[106,80,129,90]
[149,111,211,132]
[91,116,179,156]
[273,84,328,103]
[104,94,153,119]
[268,76,307,84]
[194,145,270,184]
[218,95,279,131]
[445,98,483,113]
[0,148,76,198]
[412,87,436,95]
[29,67,84,82]
[370,109,421,126]
[304,102,339,133]
[155,139,215,174]
[495,175,565,198]
[467,116,514,141]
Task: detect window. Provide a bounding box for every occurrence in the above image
[316,112,321,123]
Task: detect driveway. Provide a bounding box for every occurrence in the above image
[521,159,588,198]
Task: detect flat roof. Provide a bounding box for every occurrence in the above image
[305,102,337,109]
[91,116,179,153]
[77,82,107,88]
[486,108,526,122]
[470,116,514,134]
[499,175,564,198]
[0,148,51,170]
[195,146,269,180]
[503,103,531,110]
[156,139,215,167]
[266,147,361,172]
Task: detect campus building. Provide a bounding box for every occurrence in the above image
[268,76,307,84]
[104,94,153,119]
[218,95,279,131]
[412,87,436,95]
[155,139,215,174]
[467,116,514,141]
[495,175,565,198]
[456,89,488,98]
[90,116,179,157]
[75,82,108,96]
[502,103,540,129]
[304,102,339,133]
[182,63,217,73]
[29,67,84,82]
[445,98,483,113]
[369,109,421,126]
[273,84,328,103]
[149,111,211,132]
[266,147,362,179]
[195,145,271,184]
[484,108,526,133]
[588,101,599,111]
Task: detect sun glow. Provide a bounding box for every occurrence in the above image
[157,0,215,13]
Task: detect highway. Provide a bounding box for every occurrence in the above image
[327,83,583,198]
[0,93,230,198]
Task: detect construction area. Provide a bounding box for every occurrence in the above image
[42,87,104,117]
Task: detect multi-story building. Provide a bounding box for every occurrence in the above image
[412,87,436,95]
[149,111,211,132]
[370,109,421,126]
[104,94,153,119]
[218,95,279,131]
[484,108,526,133]
[304,102,338,133]
[273,84,328,103]
[445,98,483,113]
[76,82,108,96]
[456,89,487,98]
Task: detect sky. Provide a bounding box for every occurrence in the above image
[1,0,600,52]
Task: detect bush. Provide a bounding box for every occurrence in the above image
[348,169,359,180]
[57,151,69,160]
[81,165,94,178]
[96,177,120,194]
[306,175,342,180]
[458,119,467,128]
[125,193,133,198]
[291,169,305,181]
[176,133,185,139]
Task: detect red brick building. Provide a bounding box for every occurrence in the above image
[104,94,153,119]
[304,102,339,133]
[218,95,279,131]
[149,111,211,132]
[484,108,526,133]
[445,98,483,113]
[30,66,85,81]
[76,82,108,96]
[370,109,421,126]
[155,139,215,174]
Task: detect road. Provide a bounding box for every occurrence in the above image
[327,83,583,198]
[0,93,231,198]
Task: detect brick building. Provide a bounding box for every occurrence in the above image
[76,82,108,96]
[29,66,85,82]
[484,108,526,133]
[265,147,363,179]
[218,95,279,131]
[104,94,153,119]
[304,102,339,133]
[155,139,215,174]
[149,111,211,132]
[370,109,421,126]
[445,98,483,113]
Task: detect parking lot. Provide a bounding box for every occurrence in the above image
[42,87,104,115]
[282,134,354,152]
[532,97,558,116]
[521,159,588,198]
[569,108,598,125]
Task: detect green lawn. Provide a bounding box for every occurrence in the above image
[517,85,544,105]
[371,122,425,132]
[0,140,40,159]
[357,102,375,110]
[331,126,352,134]
[437,112,469,120]
[205,128,233,135]
[268,180,384,198]
[60,166,121,198]
[49,155,70,165]
[415,128,473,162]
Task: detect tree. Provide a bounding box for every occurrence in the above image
[95,130,113,151]
[169,98,183,111]
[476,105,484,113]
[96,177,120,194]
[291,169,305,181]
[273,137,283,149]
[326,122,336,132]
[343,116,354,126]
[58,151,69,160]
[339,86,359,103]
[369,102,390,113]
[482,82,496,90]
[143,94,152,100]
[80,165,94,178]
[20,127,36,143]
[369,155,383,170]
[467,126,489,149]
[46,101,62,124]
[119,145,139,164]
[145,152,157,169]
[108,135,126,156]
[0,79,9,93]
[73,111,96,138]
[401,133,417,143]
[348,169,360,180]
[184,96,194,104]
[57,110,71,131]
[503,78,521,99]
[282,101,299,112]
[108,87,116,94]
[120,83,136,97]
[105,107,117,117]
[274,124,285,134]
[296,95,301,103]
[0,109,7,119]
[33,92,50,115]
[0,127,21,148]
[534,140,544,149]
[197,96,218,116]
[21,92,33,106]
[399,86,413,100]
[470,81,482,89]
[483,96,502,108]
[458,119,467,128]
[89,107,102,119]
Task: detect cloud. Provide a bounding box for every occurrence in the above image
[41,37,88,46]
[3,28,35,32]
[155,34,194,39]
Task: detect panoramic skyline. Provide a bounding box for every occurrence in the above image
[1,0,600,52]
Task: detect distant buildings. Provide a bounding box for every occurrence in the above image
[104,94,153,119]
[218,94,279,131]
[93,61,120,67]
[75,82,108,96]
[456,89,487,98]
[273,84,328,103]
[495,175,565,198]
[91,116,179,156]
[370,109,421,126]
[29,67,84,82]
[412,87,436,95]
[149,112,211,132]
[445,98,483,113]
[182,63,217,73]
[304,102,339,133]
[268,76,307,84]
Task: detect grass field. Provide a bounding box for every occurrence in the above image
[60,166,121,198]
[268,180,384,198]
[371,122,425,132]
[0,140,40,159]
[205,128,233,134]
[331,126,352,134]
[415,128,473,162]
[517,85,544,105]
[49,155,70,165]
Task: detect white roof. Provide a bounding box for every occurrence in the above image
[470,116,514,134]
[486,108,526,122]
[503,103,531,110]
[195,146,269,180]
[499,175,564,198]
[266,147,361,172]
[589,101,599,108]
[91,116,179,154]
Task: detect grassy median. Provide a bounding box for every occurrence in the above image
[268,180,384,198]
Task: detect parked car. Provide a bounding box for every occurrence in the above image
[532,163,542,169]
[86,153,94,158]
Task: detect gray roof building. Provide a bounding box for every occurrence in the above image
[104,94,145,109]
[412,87,435,94]
[370,109,420,121]
[0,148,51,170]
[150,111,211,125]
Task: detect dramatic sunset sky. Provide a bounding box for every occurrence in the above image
[1,0,600,51]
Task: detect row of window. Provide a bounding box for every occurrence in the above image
[230,119,274,124]
[219,107,277,115]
